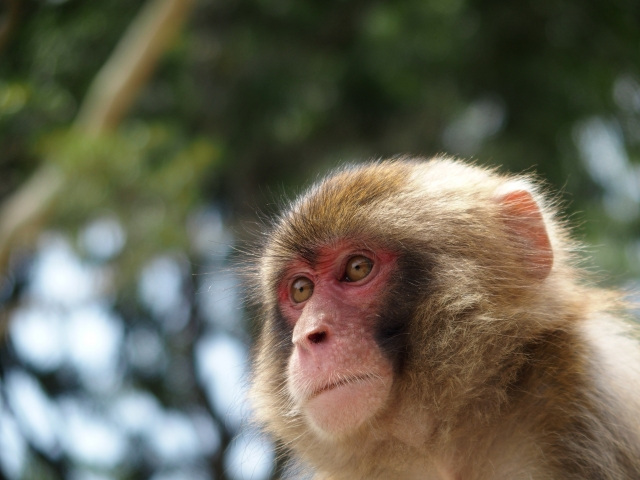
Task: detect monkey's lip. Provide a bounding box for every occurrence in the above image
[309,374,375,399]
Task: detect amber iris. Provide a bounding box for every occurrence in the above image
[291,277,314,303]
[345,255,373,282]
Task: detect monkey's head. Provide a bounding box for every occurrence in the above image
[249,158,578,472]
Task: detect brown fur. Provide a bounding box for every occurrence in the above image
[248,157,640,479]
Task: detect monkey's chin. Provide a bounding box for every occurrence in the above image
[302,377,391,438]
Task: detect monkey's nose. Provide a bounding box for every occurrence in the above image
[292,323,331,350]
[307,331,327,344]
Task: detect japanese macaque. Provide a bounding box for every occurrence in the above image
[248,158,640,480]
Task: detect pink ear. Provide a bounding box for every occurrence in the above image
[494,187,553,280]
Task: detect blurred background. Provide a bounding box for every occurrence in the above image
[1,0,639,478]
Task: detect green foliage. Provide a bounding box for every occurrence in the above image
[35,124,221,290]
[0,0,638,276]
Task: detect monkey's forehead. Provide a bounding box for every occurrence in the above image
[266,158,504,252]
[268,179,405,261]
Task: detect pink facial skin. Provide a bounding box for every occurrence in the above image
[280,243,397,438]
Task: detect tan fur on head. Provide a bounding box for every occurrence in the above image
[247,157,640,480]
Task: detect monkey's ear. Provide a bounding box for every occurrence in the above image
[493,183,553,281]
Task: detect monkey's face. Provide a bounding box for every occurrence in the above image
[278,242,398,437]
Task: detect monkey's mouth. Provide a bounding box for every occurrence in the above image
[309,374,375,399]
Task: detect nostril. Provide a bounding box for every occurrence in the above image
[308,331,327,344]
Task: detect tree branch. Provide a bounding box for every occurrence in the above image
[0,0,21,54]
[75,0,194,134]
[0,0,194,275]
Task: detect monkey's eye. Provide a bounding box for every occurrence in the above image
[291,277,314,303]
[344,255,373,282]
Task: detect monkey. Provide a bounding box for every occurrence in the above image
[247,157,640,480]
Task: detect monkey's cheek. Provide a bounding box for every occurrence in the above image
[303,379,391,438]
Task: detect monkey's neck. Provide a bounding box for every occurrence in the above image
[439,325,606,479]
[382,326,595,478]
